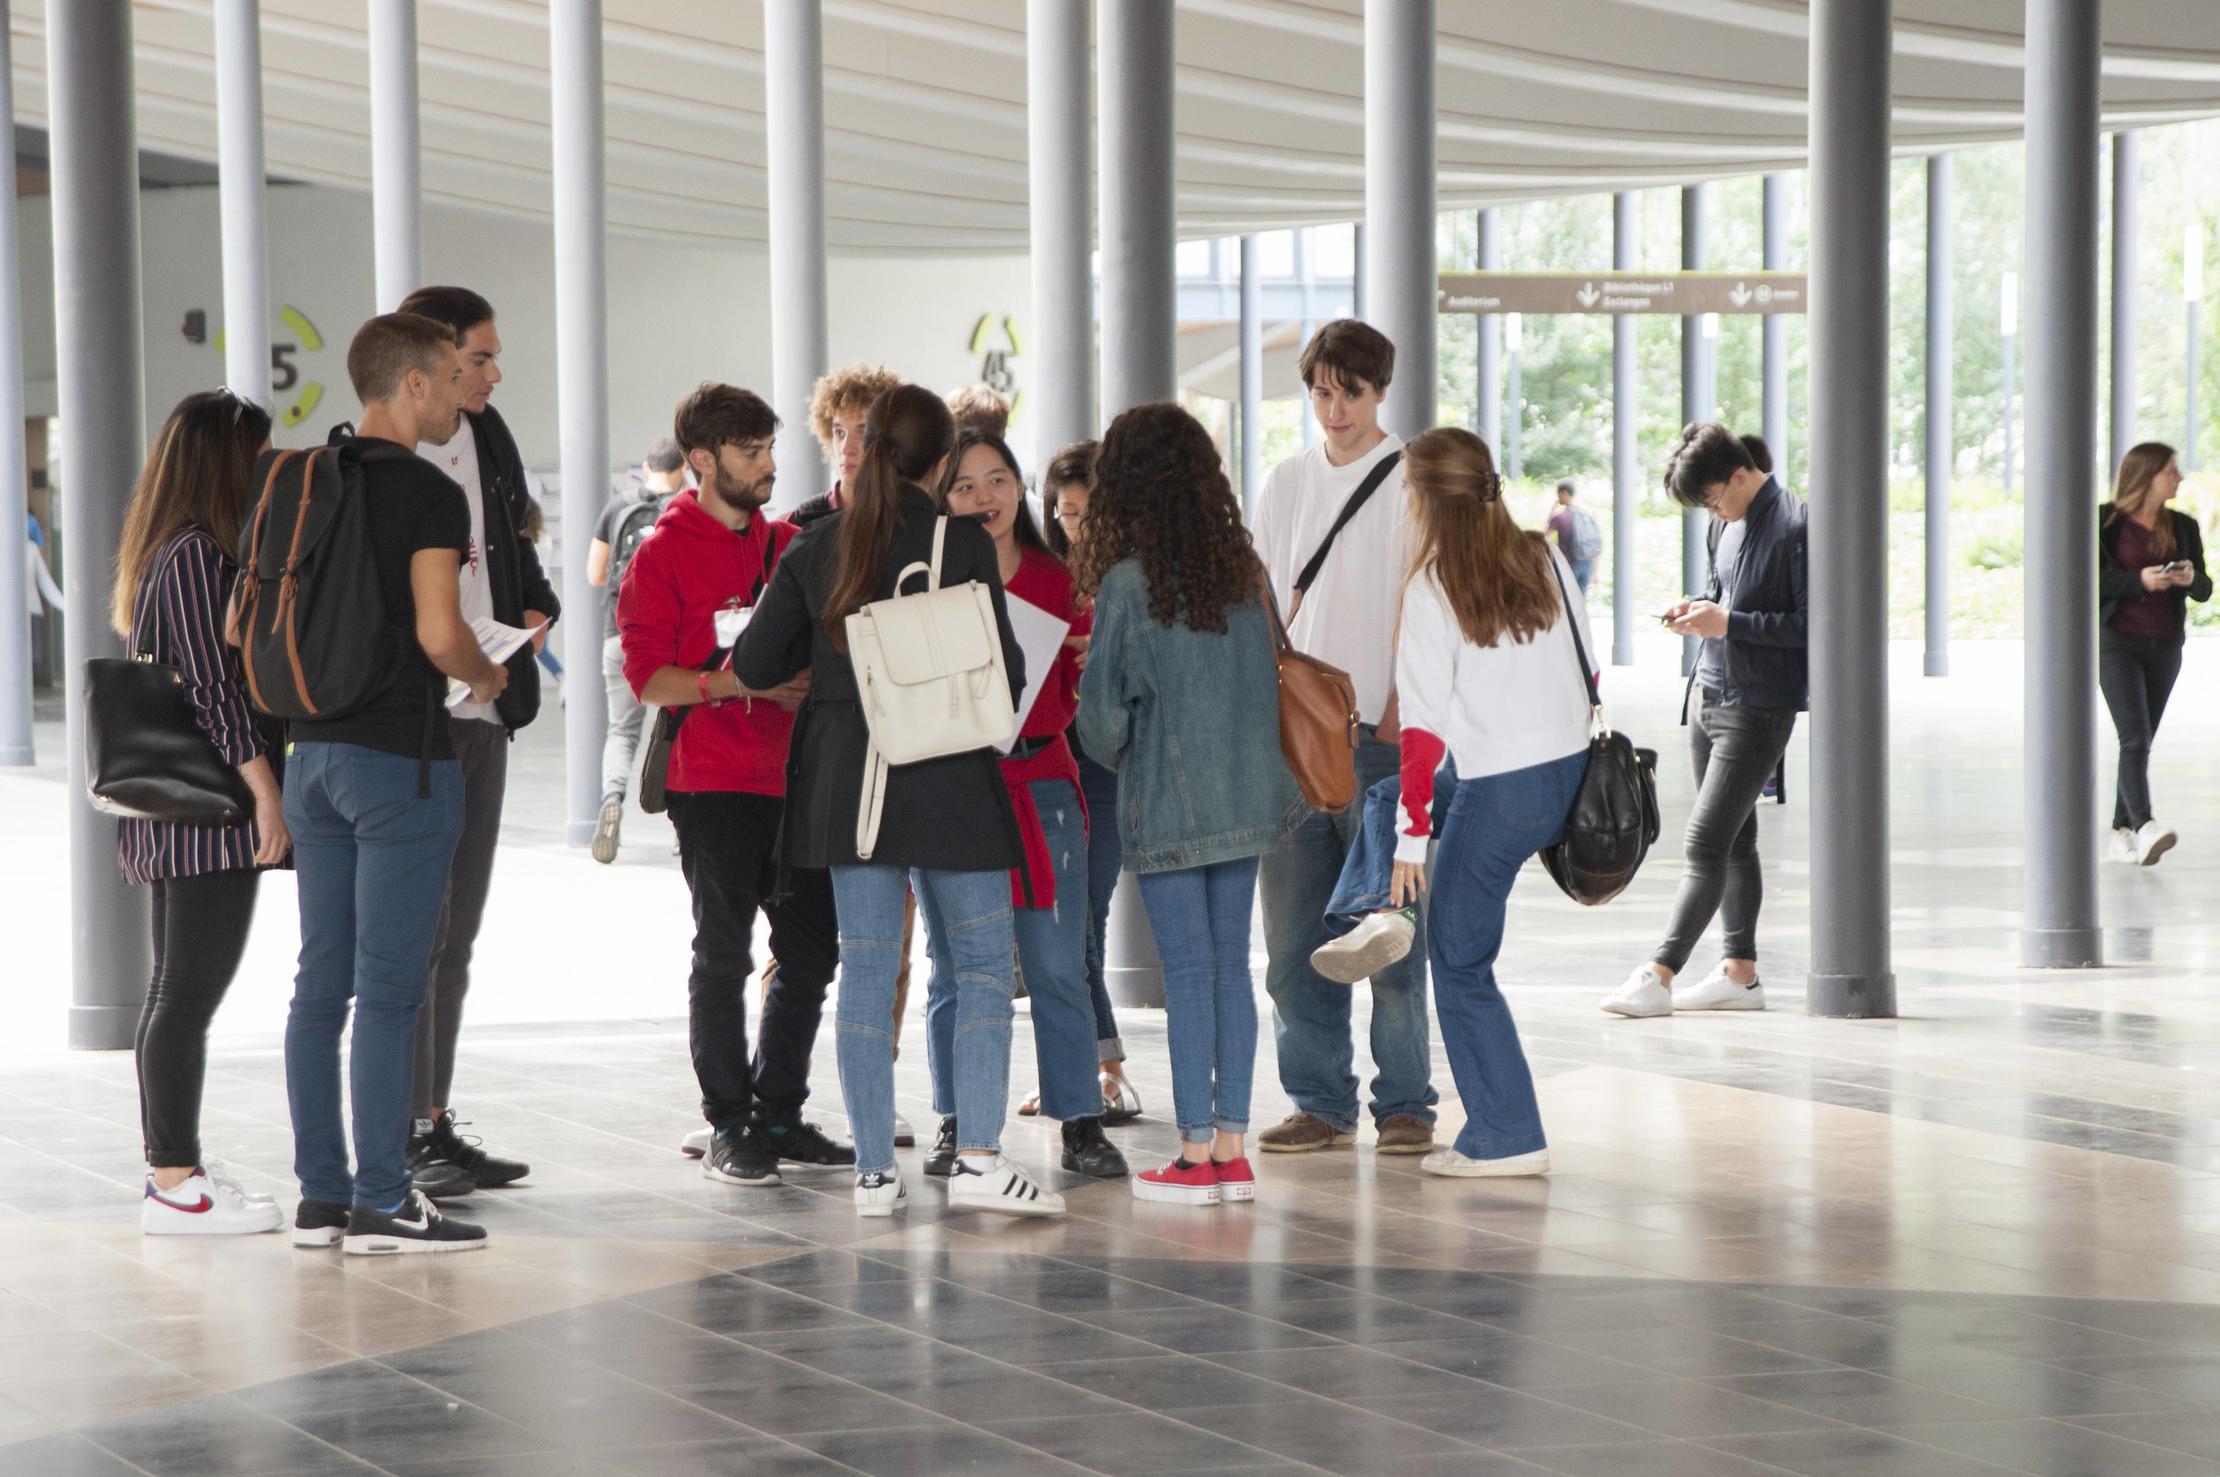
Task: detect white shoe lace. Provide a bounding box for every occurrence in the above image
[197,1159,268,1206]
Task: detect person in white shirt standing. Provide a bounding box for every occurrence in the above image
[1387,427,1594,1179]
[1250,320,1438,1157]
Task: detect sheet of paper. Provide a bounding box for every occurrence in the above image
[998,592,1073,754]
[446,616,542,708]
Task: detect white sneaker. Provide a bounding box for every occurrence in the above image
[946,1154,1065,1218]
[1309,910,1416,985]
[1421,1147,1550,1178]
[679,1126,711,1158]
[198,1158,278,1207]
[2107,827,2141,864]
[2134,820,2178,866]
[141,1170,284,1236]
[1601,965,1674,1018]
[855,1170,907,1218]
[1674,963,1767,1012]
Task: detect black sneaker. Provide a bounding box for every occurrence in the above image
[703,1125,781,1186]
[923,1116,960,1178]
[343,1189,488,1256]
[1060,1116,1130,1179]
[406,1123,478,1200]
[419,1111,530,1188]
[757,1114,856,1167]
[293,1198,349,1249]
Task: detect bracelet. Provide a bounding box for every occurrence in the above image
[697,669,714,706]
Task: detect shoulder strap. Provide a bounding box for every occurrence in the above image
[1543,548,1601,718]
[930,515,948,591]
[1294,449,1401,596]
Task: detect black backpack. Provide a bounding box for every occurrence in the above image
[607,491,671,597]
[233,428,408,721]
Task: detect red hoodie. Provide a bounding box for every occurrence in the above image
[616,490,798,797]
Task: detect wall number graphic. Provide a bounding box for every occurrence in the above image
[190,304,329,428]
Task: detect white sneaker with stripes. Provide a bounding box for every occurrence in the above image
[946,1153,1065,1218]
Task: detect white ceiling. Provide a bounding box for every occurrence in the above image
[7,0,2220,254]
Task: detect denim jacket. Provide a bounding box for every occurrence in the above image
[1077,558,1309,873]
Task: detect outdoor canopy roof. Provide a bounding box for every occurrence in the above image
[6,0,2220,253]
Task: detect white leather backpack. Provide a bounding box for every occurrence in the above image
[844,516,1017,858]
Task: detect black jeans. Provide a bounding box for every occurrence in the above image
[1654,694,1798,974]
[2099,634,2184,832]
[668,790,840,1129]
[416,717,508,1119]
[137,869,262,1168]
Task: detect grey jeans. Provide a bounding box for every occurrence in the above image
[601,634,647,799]
[1652,693,1797,974]
[415,717,508,1118]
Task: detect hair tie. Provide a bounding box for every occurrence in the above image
[1481,471,1503,502]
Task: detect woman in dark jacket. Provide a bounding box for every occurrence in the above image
[736,384,1062,1220]
[110,390,288,1236]
[2098,441,2209,866]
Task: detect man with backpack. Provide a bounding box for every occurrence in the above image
[1548,479,1605,594]
[618,383,851,1187]
[385,286,560,1199]
[586,438,687,862]
[263,312,508,1254]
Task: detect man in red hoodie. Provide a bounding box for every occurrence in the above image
[619,383,851,1187]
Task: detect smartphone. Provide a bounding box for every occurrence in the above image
[2164,560,2190,573]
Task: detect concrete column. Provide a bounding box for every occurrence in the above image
[1097,0,1176,1008]
[1925,154,1953,679]
[2110,131,2137,474]
[1240,234,1263,514]
[1611,191,1638,666]
[1680,183,1708,675]
[214,0,271,411]
[368,0,420,311]
[1365,0,1437,440]
[1297,227,1317,449]
[49,0,151,1045]
[765,0,830,502]
[2187,222,2202,469]
[1503,314,1523,479]
[1806,0,1897,1016]
[1476,207,1500,446]
[1027,0,1093,465]
[1352,222,1367,321]
[2021,0,2103,969]
[1762,173,1788,465]
[0,0,33,766]
[551,0,609,848]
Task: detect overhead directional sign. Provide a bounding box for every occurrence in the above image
[1437,272,1808,315]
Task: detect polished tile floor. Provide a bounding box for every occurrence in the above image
[6,639,2220,1475]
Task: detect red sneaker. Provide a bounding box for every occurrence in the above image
[1132,1158,1220,1206]
[1212,1157,1256,1202]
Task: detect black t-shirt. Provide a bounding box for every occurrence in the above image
[289,442,471,759]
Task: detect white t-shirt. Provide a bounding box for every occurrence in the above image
[420,417,497,722]
[1251,433,1409,725]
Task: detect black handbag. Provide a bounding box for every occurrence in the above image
[85,541,257,825]
[1538,555,1661,906]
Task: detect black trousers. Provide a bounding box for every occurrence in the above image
[416,717,507,1119]
[136,868,262,1168]
[1654,694,1798,974]
[2099,634,2184,832]
[668,790,839,1129]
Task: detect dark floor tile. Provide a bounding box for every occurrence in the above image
[1885,1418,2217,1477]
[82,1395,352,1475]
[1522,1441,1816,1477]
[2045,1351,2220,1411]
[2066,1410,2220,1462]
[385,1456,624,1477]
[1365,1388,1656,1450]
[1253,1295,1502,1346]
[1371,1332,1660,1390]
[1552,1325,1841,1378]
[1703,1427,2035,1477]
[1031,1355,1315,1410]
[661,1362,931,1436]
[792,1421,1095,1476]
[286,1398,558,1468]
[738,1250,919,1290]
[1109,1260,1355,1307]
[1868,1306,2171,1364]
[1715,1315,1915,1368]
[925,1313,1172,1364]
[1709,1367,2023,1428]
[0,1435,154,1477]
[1534,1377,1850,1440]
[1165,1400,1478,1475]
[612,1436,868,1476]
[241,1360,446,1418]
[1205,1345,1495,1401]
[625,1276,877,1337]
[1876,1353,2191,1419]
[1072,1304,1342,1354]
[980,1409,1287,1474]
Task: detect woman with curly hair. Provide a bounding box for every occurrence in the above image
[1075,403,1306,1207]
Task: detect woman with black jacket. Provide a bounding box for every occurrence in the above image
[2099,442,2209,866]
[735,384,1063,1220]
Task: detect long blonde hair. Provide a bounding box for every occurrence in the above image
[1400,427,1558,648]
[2105,441,2180,560]
[110,391,272,635]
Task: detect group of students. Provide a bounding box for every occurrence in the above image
[103,283,2205,1251]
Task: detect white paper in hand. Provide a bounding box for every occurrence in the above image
[998,593,1073,753]
[446,616,541,708]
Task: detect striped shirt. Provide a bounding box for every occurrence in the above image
[115,526,273,885]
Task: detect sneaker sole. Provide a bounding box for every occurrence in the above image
[292,1226,345,1248]
[590,807,622,864]
[949,1194,1064,1217]
[1216,1181,1256,1202]
[1375,1138,1435,1156]
[1677,994,1766,1012]
[1600,999,1673,1018]
[142,1214,284,1236]
[702,1163,781,1187]
[1257,1135,1348,1154]
[2141,834,2178,866]
[1422,1156,1551,1179]
[1131,1178,1221,1205]
[856,1195,907,1218]
[1310,934,1414,986]
[343,1234,489,1255]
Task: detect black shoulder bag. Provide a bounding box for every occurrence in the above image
[1538,554,1661,907]
[636,520,778,815]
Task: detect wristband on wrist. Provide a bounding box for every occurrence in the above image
[697,669,714,705]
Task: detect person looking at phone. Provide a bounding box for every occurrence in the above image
[2099,442,2209,866]
[1602,423,1807,1019]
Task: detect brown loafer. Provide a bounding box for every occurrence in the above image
[1374,1114,1435,1155]
[1257,1112,1350,1153]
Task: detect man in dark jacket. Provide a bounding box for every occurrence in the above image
[1603,422,1807,1020]
[394,285,561,1194]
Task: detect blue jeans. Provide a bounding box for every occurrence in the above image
[1076,744,1126,1061]
[1569,559,1595,595]
[1261,731,1438,1132]
[283,743,465,1209]
[834,864,1014,1175]
[1137,857,1261,1141]
[924,781,1097,1121]
[1431,751,1587,1160]
[1322,764,1453,927]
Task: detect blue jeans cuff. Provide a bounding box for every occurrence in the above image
[1454,1130,1547,1159]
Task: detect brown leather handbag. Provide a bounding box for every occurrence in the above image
[1262,575,1360,814]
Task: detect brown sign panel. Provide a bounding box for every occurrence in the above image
[1437,272,1808,315]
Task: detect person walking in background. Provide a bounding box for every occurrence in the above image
[1545,478,1604,595]
[2100,442,2209,866]
[112,391,289,1236]
[1076,402,1306,1206]
[25,512,63,686]
[1383,429,1593,1179]
[1602,423,1806,1020]
[587,436,686,861]
[945,384,1011,440]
